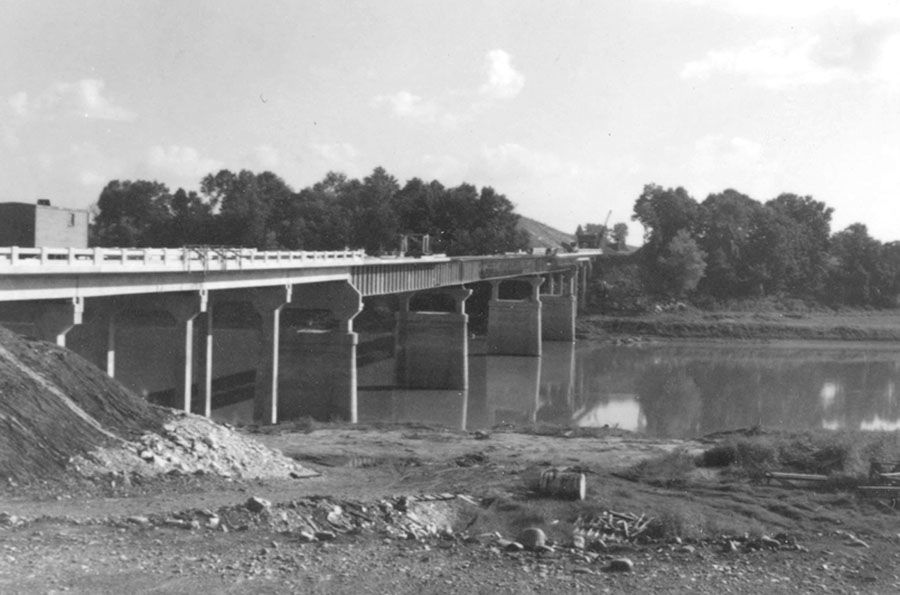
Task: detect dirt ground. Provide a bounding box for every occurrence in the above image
[3,425,900,594]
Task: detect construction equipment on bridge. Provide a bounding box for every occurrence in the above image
[399,233,432,257]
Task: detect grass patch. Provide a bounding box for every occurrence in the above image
[621,448,697,487]
[698,429,900,480]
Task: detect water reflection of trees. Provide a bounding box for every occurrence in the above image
[572,343,900,438]
[634,367,702,438]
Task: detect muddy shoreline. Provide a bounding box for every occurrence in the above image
[3,423,900,593]
[578,309,900,342]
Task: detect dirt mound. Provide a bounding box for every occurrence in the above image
[0,325,313,483]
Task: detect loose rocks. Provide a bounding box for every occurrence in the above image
[518,527,547,550]
[603,557,634,573]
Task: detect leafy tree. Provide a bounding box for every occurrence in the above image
[828,223,890,306]
[696,189,764,298]
[92,180,172,247]
[653,229,707,297]
[612,223,629,250]
[632,184,701,250]
[766,193,833,296]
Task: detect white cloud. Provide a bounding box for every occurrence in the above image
[310,142,359,170]
[680,1,900,89]
[8,92,29,117]
[479,49,525,99]
[682,34,851,88]
[372,90,462,127]
[480,143,580,179]
[375,91,439,121]
[663,0,900,21]
[78,170,107,187]
[147,145,223,180]
[252,144,281,170]
[683,25,900,88]
[8,79,136,121]
[684,134,780,197]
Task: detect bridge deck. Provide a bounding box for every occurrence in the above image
[0,247,599,301]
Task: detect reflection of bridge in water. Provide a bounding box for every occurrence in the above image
[0,246,599,424]
[355,340,900,437]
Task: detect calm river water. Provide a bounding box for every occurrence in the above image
[355,339,900,439]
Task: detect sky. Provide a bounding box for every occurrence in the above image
[3,0,900,243]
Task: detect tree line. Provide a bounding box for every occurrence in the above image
[619,184,900,309]
[90,166,530,256]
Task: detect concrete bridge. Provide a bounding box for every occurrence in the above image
[0,245,599,424]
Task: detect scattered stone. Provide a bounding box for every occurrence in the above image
[572,535,586,550]
[315,531,337,541]
[518,527,546,550]
[603,558,634,573]
[0,512,20,526]
[534,544,555,555]
[573,566,595,575]
[245,497,272,513]
[760,535,781,548]
[499,540,524,552]
[678,545,696,554]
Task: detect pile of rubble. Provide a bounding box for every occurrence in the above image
[115,492,478,541]
[0,325,313,483]
[69,413,316,480]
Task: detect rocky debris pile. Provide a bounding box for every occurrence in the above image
[69,413,316,480]
[102,492,480,542]
[0,325,313,483]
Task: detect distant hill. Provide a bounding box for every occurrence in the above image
[517,216,574,251]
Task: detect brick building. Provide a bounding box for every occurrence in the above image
[0,200,89,248]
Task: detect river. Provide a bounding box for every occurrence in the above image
[351,339,900,438]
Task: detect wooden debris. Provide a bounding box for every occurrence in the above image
[573,509,653,548]
[764,472,828,486]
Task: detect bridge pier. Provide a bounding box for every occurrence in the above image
[395,287,472,390]
[541,270,577,342]
[249,286,292,425]
[159,291,208,414]
[487,277,543,356]
[278,282,362,423]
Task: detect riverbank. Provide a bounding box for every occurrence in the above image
[579,309,900,342]
[3,423,900,593]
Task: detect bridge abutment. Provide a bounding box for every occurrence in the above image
[395,287,472,390]
[487,277,543,356]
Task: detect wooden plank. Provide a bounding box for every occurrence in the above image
[766,472,828,482]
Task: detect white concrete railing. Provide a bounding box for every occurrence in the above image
[0,246,368,271]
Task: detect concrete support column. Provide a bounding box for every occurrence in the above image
[160,291,208,414]
[34,297,84,347]
[487,277,543,356]
[195,305,214,418]
[250,286,292,425]
[542,270,577,342]
[395,287,472,390]
[105,311,117,377]
[578,262,590,309]
[279,282,363,423]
